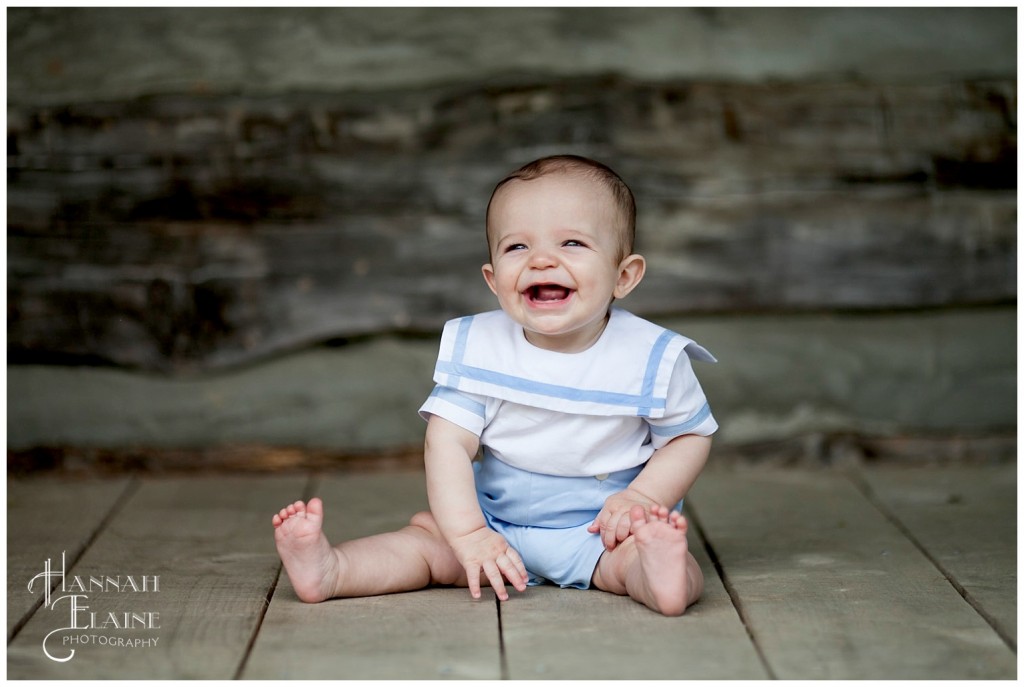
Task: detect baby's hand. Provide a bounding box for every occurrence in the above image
[587,488,659,551]
[448,526,528,601]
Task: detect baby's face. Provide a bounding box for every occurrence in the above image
[482,173,642,353]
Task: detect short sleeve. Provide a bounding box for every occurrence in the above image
[418,385,489,436]
[646,353,717,448]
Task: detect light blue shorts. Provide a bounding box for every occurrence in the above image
[474,452,644,590]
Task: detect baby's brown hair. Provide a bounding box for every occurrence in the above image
[485,155,637,262]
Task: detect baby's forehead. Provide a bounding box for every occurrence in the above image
[495,169,616,207]
[488,176,628,244]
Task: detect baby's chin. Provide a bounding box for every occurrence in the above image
[520,319,611,353]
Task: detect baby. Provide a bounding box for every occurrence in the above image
[273,155,717,616]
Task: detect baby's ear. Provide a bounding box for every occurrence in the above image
[481,263,499,296]
[613,254,646,299]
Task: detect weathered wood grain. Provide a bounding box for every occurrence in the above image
[6,475,307,679]
[245,587,501,680]
[853,464,1017,648]
[243,471,503,679]
[6,466,1015,679]
[7,77,1015,371]
[687,469,1016,679]
[8,8,1016,106]
[7,307,1015,454]
[500,516,768,679]
[6,477,133,641]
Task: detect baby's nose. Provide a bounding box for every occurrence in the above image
[528,247,558,268]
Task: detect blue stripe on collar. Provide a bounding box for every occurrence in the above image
[638,329,677,416]
[436,361,668,416]
[452,315,475,364]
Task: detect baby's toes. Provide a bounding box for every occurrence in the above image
[670,511,689,533]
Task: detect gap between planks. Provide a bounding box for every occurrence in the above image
[231,472,322,680]
[843,466,1017,654]
[687,467,1015,679]
[7,477,140,645]
[687,503,777,680]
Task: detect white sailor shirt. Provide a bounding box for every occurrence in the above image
[418,307,718,478]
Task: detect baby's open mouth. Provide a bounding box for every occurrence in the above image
[526,284,572,302]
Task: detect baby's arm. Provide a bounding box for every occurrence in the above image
[423,415,528,600]
[588,433,712,550]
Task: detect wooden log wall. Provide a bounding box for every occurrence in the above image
[8,75,1016,372]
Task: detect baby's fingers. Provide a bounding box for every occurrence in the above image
[613,511,633,544]
[600,511,627,550]
[481,560,508,601]
[497,550,528,593]
[465,565,484,600]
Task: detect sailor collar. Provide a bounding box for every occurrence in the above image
[432,308,715,418]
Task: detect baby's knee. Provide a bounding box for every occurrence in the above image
[408,511,442,537]
[406,511,463,586]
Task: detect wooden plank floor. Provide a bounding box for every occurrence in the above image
[6,464,1016,680]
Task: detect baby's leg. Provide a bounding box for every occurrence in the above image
[273,498,464,603]
[590,505,703,616]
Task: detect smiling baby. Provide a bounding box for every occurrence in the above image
[272,155,717,616]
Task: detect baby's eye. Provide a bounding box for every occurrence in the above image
[563,239,586,248]
[504,243,527,253]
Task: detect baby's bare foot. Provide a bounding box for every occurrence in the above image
[272,498,342,603]
[629,505,690,616]
[640,503,688,529]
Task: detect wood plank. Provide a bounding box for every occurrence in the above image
[242,470,503,680]
[853,464,1016,647]
[6,474,307,679]
[500,515,769,679]
[7,77,1015,371]
[8,308,1017,455]
[7,477,133,641]
[688,469,1016,679]
[244,588,500,680]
